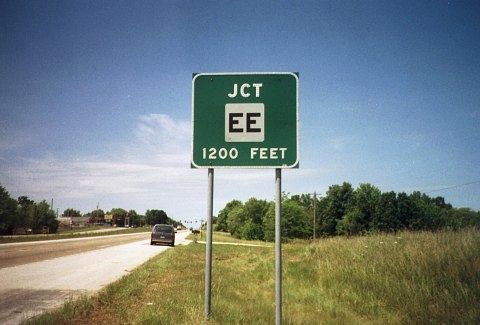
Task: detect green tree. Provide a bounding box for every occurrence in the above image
[291,193,321,236]
[35,200,59,233]
[442,207,480,230]
[214,185,479,240]
[408,192,440,230]
[17,196,34,231]
[455,208,480,228]
[128,209,140,227]
[0,185,18,235]
[432,196,452,209]
[263,199,311,241]
[110,208,127,227]
[337,208,366,236]
[216,200,242,232]
[145,209,168,225]
[63,208,81,218]
[21,200,59,233]
[88,209,105,223]
[240,219,263,240]
[224,198,269,240]
[137,215,146,226]
[372,191,401,231]
[318,182,354,235]
[351,183,381,230]
[396,192,412,228]
[291,193,313,211]
[241,198,269,240]
[226,203,246,238]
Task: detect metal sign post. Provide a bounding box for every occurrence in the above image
[275,168,282,325]
[205,168,214,319]
[313,191,317,240]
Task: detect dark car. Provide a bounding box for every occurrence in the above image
[150,224,175,246]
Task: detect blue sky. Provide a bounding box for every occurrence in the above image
[1,1,479,221]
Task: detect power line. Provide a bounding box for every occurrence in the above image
[426,180,480,193]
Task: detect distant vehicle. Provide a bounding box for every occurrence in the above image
[150,224,175,247]
[176,225,182,230]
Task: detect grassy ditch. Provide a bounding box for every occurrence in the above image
[28,229,480,324]
[0,227,151,244]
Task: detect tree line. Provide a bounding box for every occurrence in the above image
[215,182,480,241]
[0,184,181,235]
[78,208,181,228]
[0,185,59,234]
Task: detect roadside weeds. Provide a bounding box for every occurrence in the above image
[26,229,480,324]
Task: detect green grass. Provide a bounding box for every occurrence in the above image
[187,231,272,246]
[56,226,108,234]
[0,227,151,244]
[28,229,480,324]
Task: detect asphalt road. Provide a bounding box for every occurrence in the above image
[0,230,190,324]
[0,232,151,268]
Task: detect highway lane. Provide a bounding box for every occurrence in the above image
[0,232,152,268]
[0,230,190,324]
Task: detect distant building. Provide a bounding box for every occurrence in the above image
[57,216,90,228]
[71,216,90,226]
[57,217,72,227]
[104,214,113,223]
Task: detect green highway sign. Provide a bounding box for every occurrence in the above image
[191,72,298,168]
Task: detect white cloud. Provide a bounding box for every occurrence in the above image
[135,113,191,154]
[7,157,201,197]
[1,114,198,216]
[2,113,321,218]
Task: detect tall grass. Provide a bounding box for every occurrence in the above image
[285,228,480,324]
[28,229,480,324]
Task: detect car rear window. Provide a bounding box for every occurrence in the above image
[154,225,173,233]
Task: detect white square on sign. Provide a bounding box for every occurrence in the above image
[225,103,265,142]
